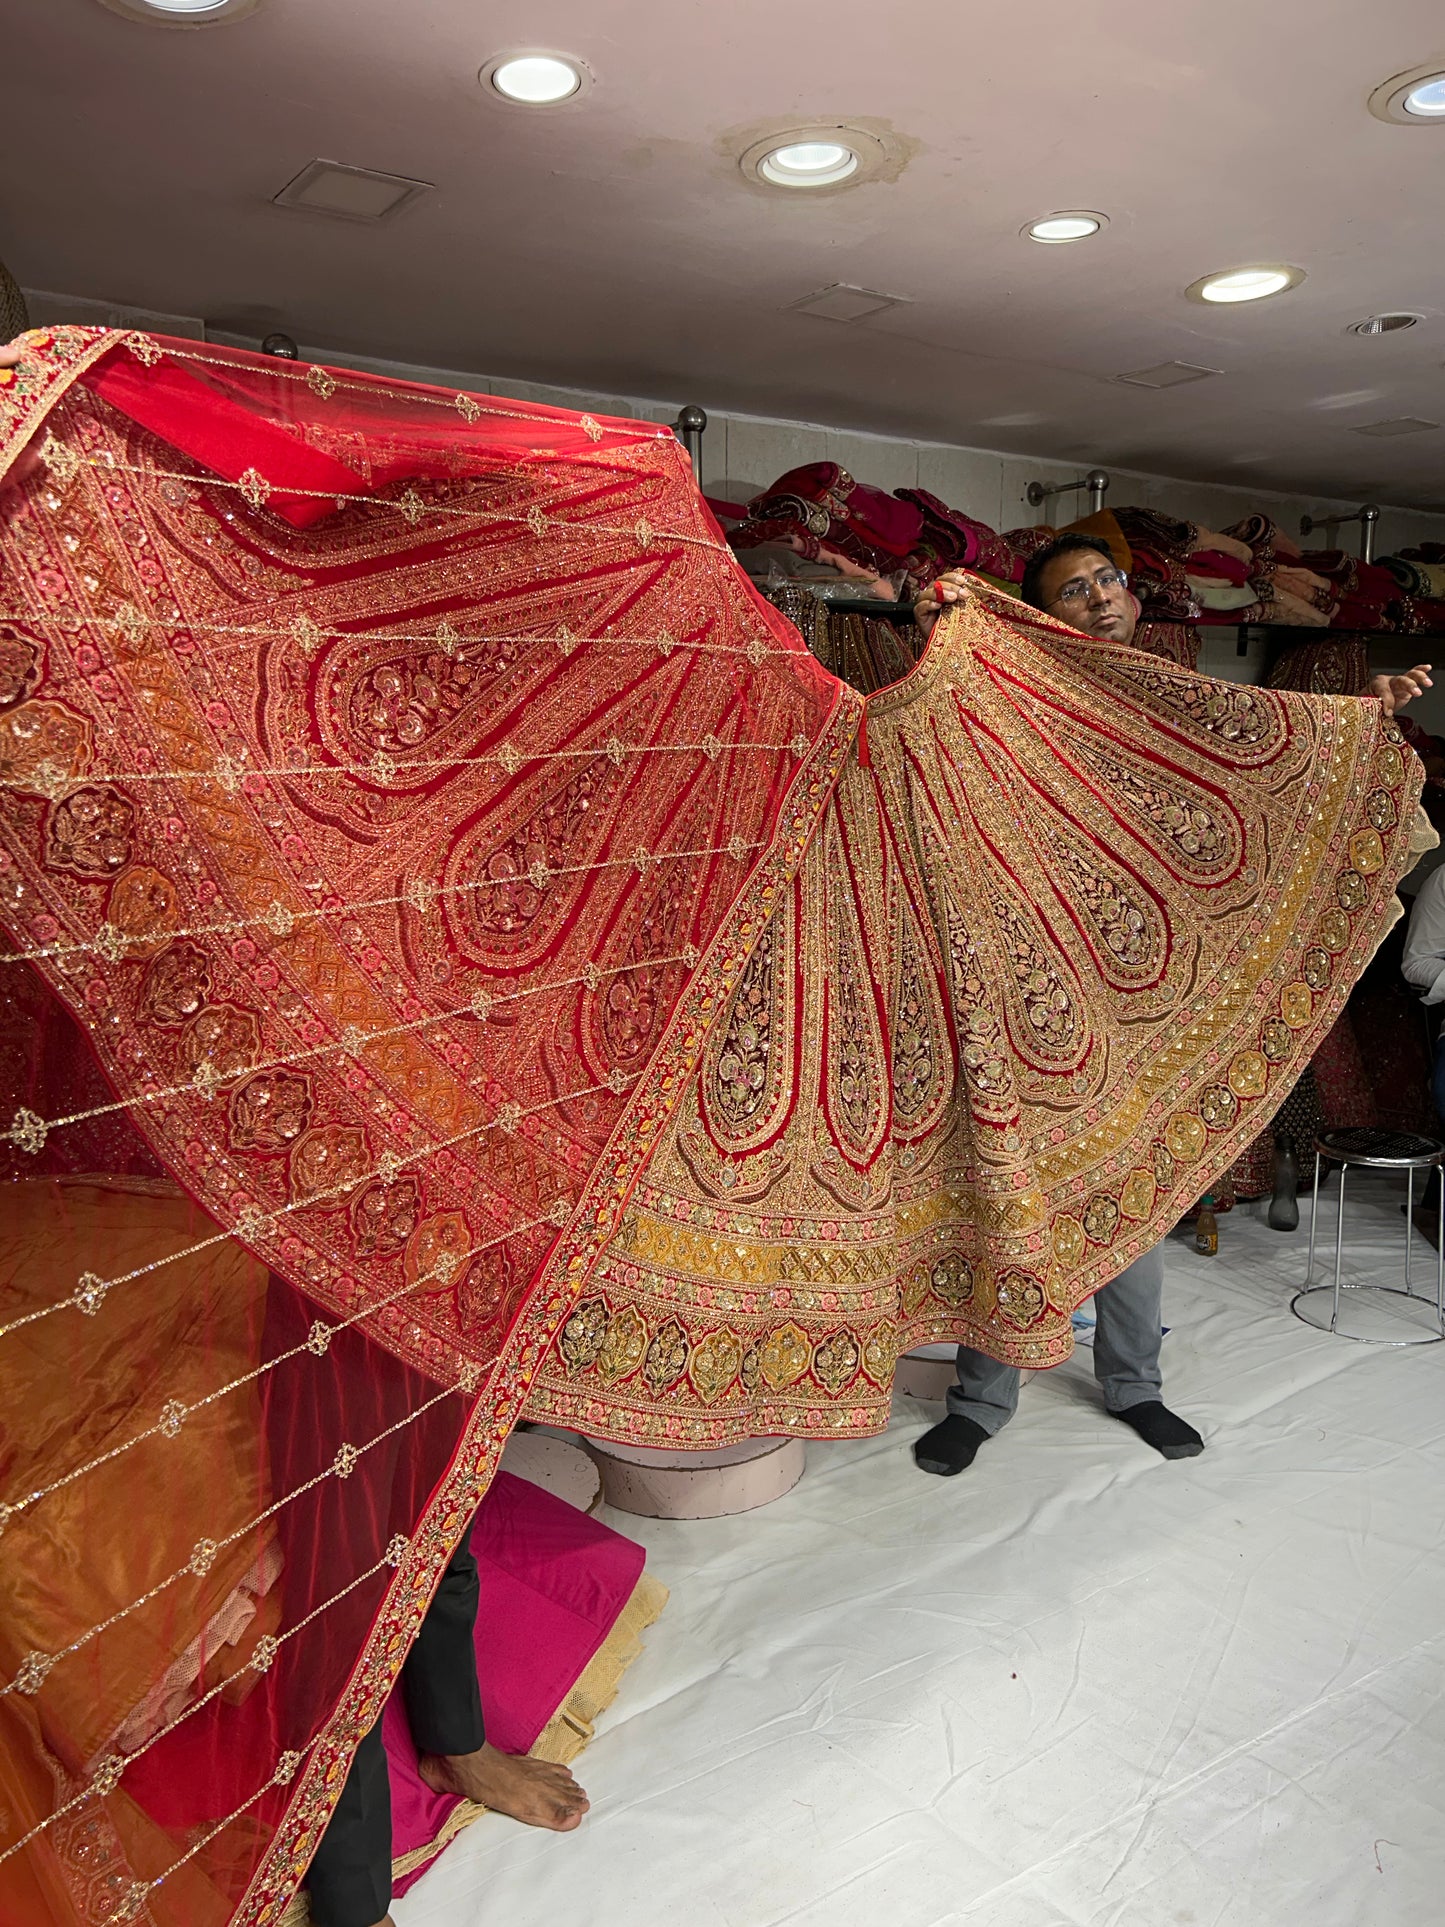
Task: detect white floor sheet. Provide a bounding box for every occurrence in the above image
[398,1187,1445,1927]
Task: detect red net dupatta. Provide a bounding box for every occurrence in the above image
[0,328,853,1925]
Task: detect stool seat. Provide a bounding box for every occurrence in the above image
[1292,1128,1445,1346]
[1315,1127,1445,1169]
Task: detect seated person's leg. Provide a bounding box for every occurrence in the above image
[306,1719,393,1927]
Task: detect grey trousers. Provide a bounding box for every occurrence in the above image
[946,1245,1165,1435]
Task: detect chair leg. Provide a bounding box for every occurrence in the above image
[1331,1163,1347,1333]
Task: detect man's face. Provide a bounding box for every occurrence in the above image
[1035,551,1137,644]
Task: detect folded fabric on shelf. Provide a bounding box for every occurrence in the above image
[1383,557,1445,601]
[894,488,1024,581]
[1187,578,1259,612]
[1187,548,1253,587]
[728,462,923,577]
[1223,513,1302,564]
[1190,526,1255,566]
[1259,584,1333,627]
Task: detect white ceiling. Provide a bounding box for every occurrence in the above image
[6,0,1445,505]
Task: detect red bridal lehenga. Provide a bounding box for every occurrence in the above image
[0,328,1426,1925]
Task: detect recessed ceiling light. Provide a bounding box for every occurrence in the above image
[759,141,858,187]
[482,52,587,105]
[1346,311,1425,336]
[97,0,258,20]
[1187,265,1303,305]
[737,125,891,193]
[1370,64,1445,124]
[1024,212,1106,244]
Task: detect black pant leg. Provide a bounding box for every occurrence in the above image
[401,1536,486,1757]
[305,1717,392,1927]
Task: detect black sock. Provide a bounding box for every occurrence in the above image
[913,1413,992,1476]
[1112,1401,1204,1459]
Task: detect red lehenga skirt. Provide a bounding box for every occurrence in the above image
[0,327,1425,1923]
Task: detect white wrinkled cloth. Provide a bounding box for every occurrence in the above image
[400,1194,1445,1927]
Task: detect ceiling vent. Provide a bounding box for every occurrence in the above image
[785,283,910,323]
[1114,361,1223,389]
[1346,312,1425,336]
[1350,416,1440,437]
[272,160,434,223]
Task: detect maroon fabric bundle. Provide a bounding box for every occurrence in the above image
[1188,549,1252,587]
[896,489,1024,581]
[728,462,924,576]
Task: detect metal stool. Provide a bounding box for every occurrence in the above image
[1292,1127,1445,1345]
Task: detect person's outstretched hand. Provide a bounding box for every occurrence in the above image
[1370,664,1433,717]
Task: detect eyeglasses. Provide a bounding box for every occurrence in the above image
[1051,568,1128,608]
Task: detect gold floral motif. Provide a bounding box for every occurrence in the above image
[0,627,42,708]
[44,784,132,875]
[1053,1216,1085,1265]
[141,941,212,1026]
[1336,869,1368,912]
[1119,1168,1157,1221]
[1082,1193,1120,1243]
[1349,828,1384,876]
[642,1318,691,1396]
[1227,1050,1269,1098]
[404,1211,471,1292]
[1376,745,1405,787]
[0,699,92,794]
[996,1269,1046,1327]
[1166,1112,1207,1163]
[559,1298,608,1375]
[1316,907,1351,954]
[861,1323,895,1385]
[180,1002,261,1081]
[107,864,181,956]
[350,1173,422,1256]
[930,1251,974,1306]
[597,1305,647,1384]
[1198,1083,1238,1130]
[237,467,271,509]
[1260,1017,1293,1063]
[758,1320,811,1390]
[1151,1142,1176,1192]
[813,1329,860,1394]
[1365,789,1397,833]
[689,1328,742,1404]
[901,1259,931,1317]
[1301,947,1331,992]
[229,1067,314,1152]
[1280,982,1314,1030]
[289,1124,371,1202]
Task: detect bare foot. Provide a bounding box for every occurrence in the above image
[418,1741,589,1831]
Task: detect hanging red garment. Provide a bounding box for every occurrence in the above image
[0,327,1427,1924]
